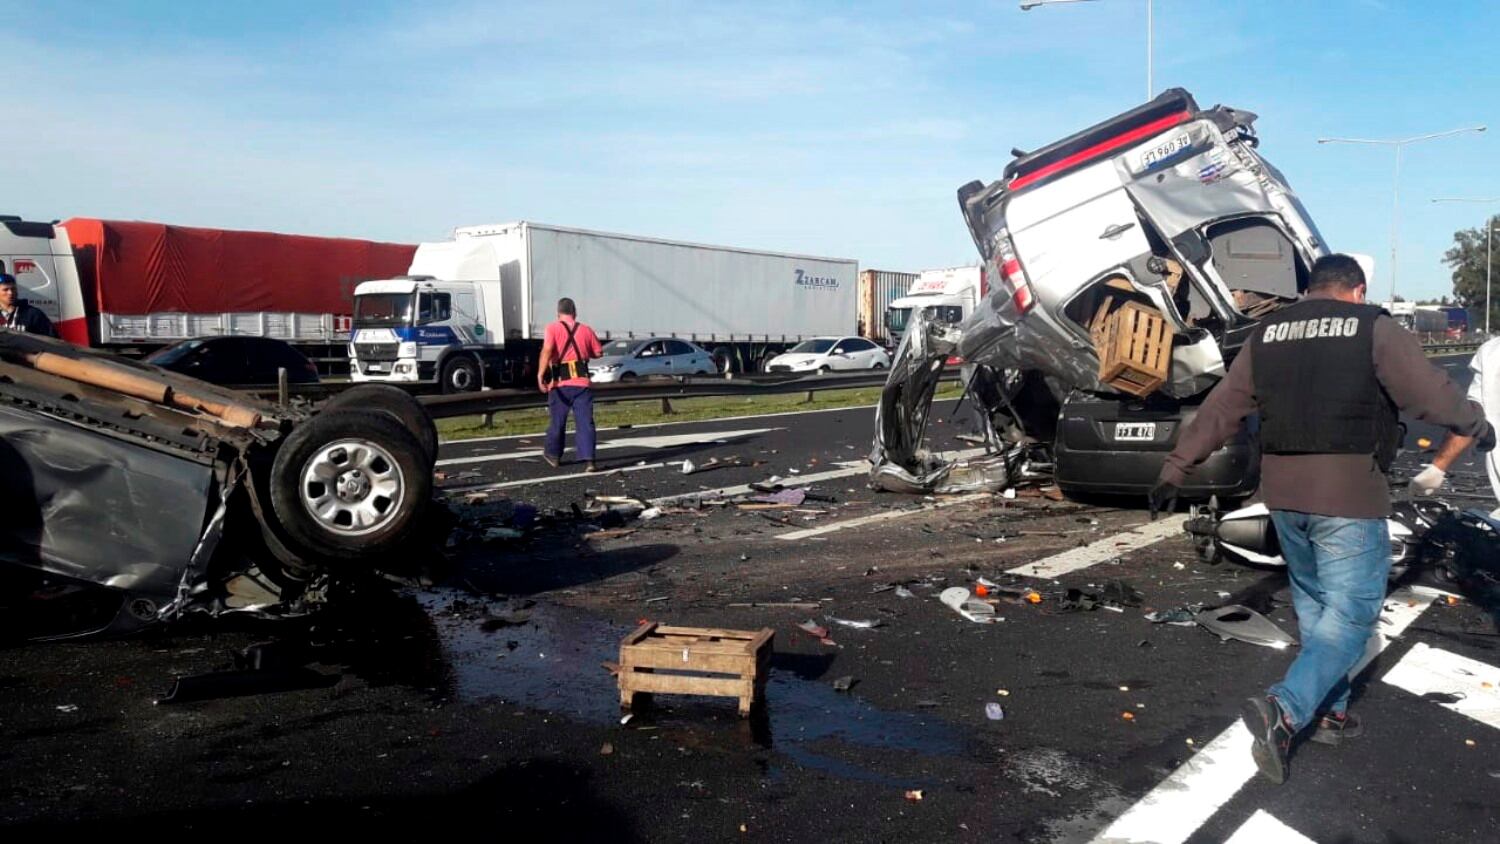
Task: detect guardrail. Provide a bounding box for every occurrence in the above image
[1423,340,1483,356]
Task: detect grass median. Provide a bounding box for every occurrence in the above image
[437,382,964,441]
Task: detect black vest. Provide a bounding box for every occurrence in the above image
[1250,298,1399,470]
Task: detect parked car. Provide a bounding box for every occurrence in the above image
[765,337,890,373]
[590,337,718,383]
[146,336,321,387]
[875,88,1335,499]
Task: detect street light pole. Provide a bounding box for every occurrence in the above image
[1019,0,1153,100]
[1431,196,1500,336]
[1319,126,1486,302]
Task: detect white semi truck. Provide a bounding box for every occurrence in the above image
[349,222,859,391]
[884,264,987,348]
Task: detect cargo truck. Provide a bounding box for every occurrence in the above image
[857,269,917,344]
[883,265,987,348]
[0,216,415,369]
[348,222,858,391]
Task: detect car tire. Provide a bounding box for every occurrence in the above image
[873,362,886,370]
[620,372,638,381]
[440,355,481,394]
[324,384,439,465]
[818,365,831,374]
[269,409,432,561]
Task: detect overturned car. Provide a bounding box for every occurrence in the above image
[0,331,439,638]
[875,88,1338,498]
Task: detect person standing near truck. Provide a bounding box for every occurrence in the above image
[1148,254,1493,785]
[0,274,57,337]
[1408,335,1500,516]
[538,297,603,472]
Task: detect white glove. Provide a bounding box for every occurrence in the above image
[1407,464,1446,497]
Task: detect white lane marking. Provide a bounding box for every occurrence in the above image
[775,493,991,540]
[1223,810,1317,844]
[646,447,990,507]
[1005,516,1187,580]
[436,428,780,466]
[1090,585,1445,844]
[1383,642,1500,730]
[443,461,685,492]
[439,400,961,448]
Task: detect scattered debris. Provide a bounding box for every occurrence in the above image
[682,456,748,475]
[620,713,634,725]
[894,586,916,599]
[940,587,999,623]
[1420,691,1467,704]
[1195,605,1297,649]
[985,702,1005,721]
[1121,711,1136,721]
[644,596,670,604]
[618,622,773,718]
[600,742,615,756]
[1145,606,1201,626]
[728,601,820,610]
[832,675,856,693]
[827,616,883,630]
[639,507,663,521]
[753,488,808,506]
[55,704,79,714]
[904,789,924,802]
[590,528,638,540]
[797,620,831,640]
[997,689,1011,697]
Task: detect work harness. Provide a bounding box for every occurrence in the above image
[547,320,592,382]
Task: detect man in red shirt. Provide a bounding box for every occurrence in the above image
[538,297,603,471]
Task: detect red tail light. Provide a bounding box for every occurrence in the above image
[994,229,1035,315]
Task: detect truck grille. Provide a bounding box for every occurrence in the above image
[357,342,399,361]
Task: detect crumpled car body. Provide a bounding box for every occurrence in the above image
[874,88,1330,493]
[0,332,435,638]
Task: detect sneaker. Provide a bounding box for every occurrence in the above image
[1240,695,1294,784]
[543,453,561,468]
[583,461,600,473]
[1309,712,1363,746]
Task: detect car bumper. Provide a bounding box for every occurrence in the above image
[1052,393,1260,498]
[352,360,422,382]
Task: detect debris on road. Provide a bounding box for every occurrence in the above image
[617,622,773,718]
[940,587,999,623]
[904,789,924,802]
[985,702,1005,721]
[728,601,821,610]
[1145,606,1201,626]
[682,456,748,475]
[1194,605,1297,649]
[827,616,884,630]
[797,620,832,641]
[832,675,856,692]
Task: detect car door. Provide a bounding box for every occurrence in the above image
[827,339,855,371]
[635,340,668,376]
[666,340,698,375]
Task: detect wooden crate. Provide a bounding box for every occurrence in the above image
[1096,300,1172,397]
[618,623,773,717]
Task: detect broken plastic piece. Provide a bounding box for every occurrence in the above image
[832,675,855,692]
[797,620,830,639]
[904,789,924,802]
[940,587,998,623]
[1195,604,1297,649]
[985,702,1005,720]
[827,616,883,630]
[1145,606,1199,626]
[894,585,915,599]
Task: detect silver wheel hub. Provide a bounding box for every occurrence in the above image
[299,439,406,536]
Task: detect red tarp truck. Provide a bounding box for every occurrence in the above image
[0,216,415,358]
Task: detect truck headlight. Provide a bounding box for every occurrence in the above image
[398,342,417,358]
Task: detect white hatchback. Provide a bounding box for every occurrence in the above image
[764,336,890,373]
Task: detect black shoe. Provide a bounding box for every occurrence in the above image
[1240,695,1294,784]
[1309,711,1363,746]
[543,453,561,468]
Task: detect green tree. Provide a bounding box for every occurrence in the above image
[1442,214,1500,331]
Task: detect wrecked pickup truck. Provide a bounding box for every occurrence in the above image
[0,331,439,638]
[875,88,1336,499]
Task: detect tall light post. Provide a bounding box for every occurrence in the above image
[1020,0,1153,101]
[1317,126,1487,302]
[1432,197,1500,336]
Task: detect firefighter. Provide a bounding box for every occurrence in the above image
[1150,254,1493,784]
[537,297,603,472]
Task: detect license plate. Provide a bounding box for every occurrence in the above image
[367,364,385,372]
[1136,131,1193,170]
[1114,422,1157,442]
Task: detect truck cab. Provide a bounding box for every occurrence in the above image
[0,216,88,343]
[884,265,987,348]
[350,277,501,391]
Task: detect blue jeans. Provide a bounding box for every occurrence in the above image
[545,386,596,461]
[1266,512,1391,731]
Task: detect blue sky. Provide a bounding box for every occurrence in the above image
[4,0,1498,301]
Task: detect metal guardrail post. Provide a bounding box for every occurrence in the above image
[660,397,675,415]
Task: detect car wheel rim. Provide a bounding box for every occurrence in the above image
[299,439,406,536]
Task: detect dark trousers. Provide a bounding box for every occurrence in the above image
[545,386,596,461]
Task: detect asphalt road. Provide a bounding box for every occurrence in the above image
[4,355,1498,842]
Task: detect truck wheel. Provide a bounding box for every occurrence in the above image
[440,355,481,394]
[712,347,735,373]
[269,410,432,561]
[324,384,439,465]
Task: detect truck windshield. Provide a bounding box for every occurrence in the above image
[355,293,415,328]
[790,339,836,354]
[886,307,912,334]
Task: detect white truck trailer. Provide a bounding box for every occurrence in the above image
[349,222,858,391]
[884,265,987,348]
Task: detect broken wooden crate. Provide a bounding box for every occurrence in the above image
[1094,299,1172,397]
[618,623,773,717]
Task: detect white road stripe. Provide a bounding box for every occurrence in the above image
[436,428,780,466]
[1091,585,1446,844]
[1382,642,1500,730]
[443,460,685,492]
[646,447,990,507]
[1005,516,1187,580]
[775,493,991,540]
[1223,810,1317,844]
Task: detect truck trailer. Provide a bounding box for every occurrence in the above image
[0,216,416,368]
[348,222,858,391]
[857,269,917,344]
